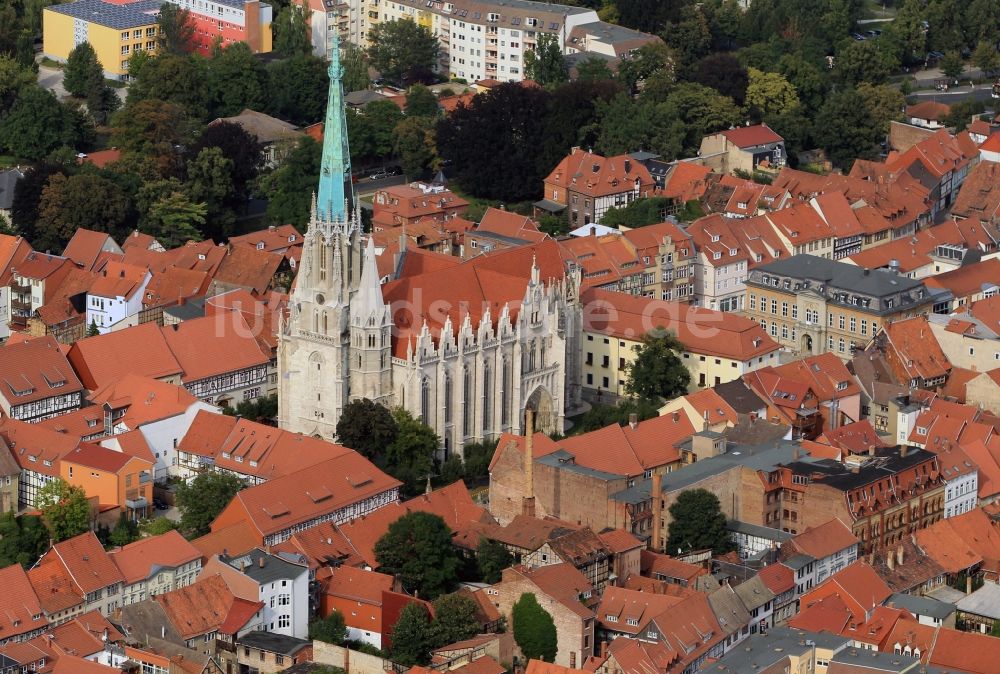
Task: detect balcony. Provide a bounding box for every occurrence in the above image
[125,495,148,510]
[139,472,152,484]
[9,282,30,294]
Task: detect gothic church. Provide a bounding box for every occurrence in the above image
[278,35,582,456]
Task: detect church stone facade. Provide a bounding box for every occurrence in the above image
[278,35,581,457]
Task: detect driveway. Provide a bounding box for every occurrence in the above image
[37,63,68,98]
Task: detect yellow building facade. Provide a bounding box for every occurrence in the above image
[43,3,159,80]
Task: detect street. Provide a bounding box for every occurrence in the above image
[909,84,996,105]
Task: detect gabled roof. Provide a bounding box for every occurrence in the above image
[0,335,84,407]
[155,573,262,639]
[914,508,1000,575]
[544,148,654,199]
[472,208,549,245]
[62,443,138,473]
[212,453,402,539]
[89,261,148,300]
[597,586,689,635]
[817,420,888,455]
[89,374,200,429]
[160,314,271,383]
[504,563,594,620]
[67,322,183,390]
[716,124,783,148]
[47,532,124,595]
[661,162,713,203]
[581,287,779,362]
[0,564,47,640]
[757,562,795,595]
[0,417,82,477]
[785,519,858,560]
[923,257,1000,299]
[191,521,258,562]
[62,229,121,272]
[213,245,282,295]
[110,531,202,585]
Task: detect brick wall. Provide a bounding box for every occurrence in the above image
[312,641,392,674]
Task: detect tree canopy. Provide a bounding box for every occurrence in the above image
[175,471,246,537]
[624,329,691,401]
[368,19,439,86]
[524,33,568,86]
[430,593,481,647]
[310,610,348,644]
[665,488,734,555]
[373,511,461,599]
[384,408,439,497]
[512,593,557,662]
[336,399,398,461]
[476,537,513,584]
[390,602,434,666]
[37,479,91,542]
[0,513,50,568]
[157,3,196,55]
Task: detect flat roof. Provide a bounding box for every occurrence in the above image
[47,0,162,29]
[727,520,795,542]
[238,630,311,655]
[711,626,847,673]
[886,592,955,620]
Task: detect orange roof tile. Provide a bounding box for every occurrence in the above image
[62,443,136,473]
[0,564,48,639]
[191,521,258,562]
[596,529,643,554]
[545,149,655,199]
[47,532,124,595]
[581,287,779,362]
[786,519,859,560]
[89,261,148,299]
[758,562,795,595]
[27,559,84,615]
[67,322,183,390]
[89,374,200,428]
[508,563,594,619]
[213,245,282,295]
[110,531,202,585]
[155,573,262,639]
[719,124,783,148]
[597,586,688,635]
[0,335,84,407]
[212,453,402,540]
[639,550,705,584]
[0,417,82,477]
[926,622,1000,672]
[160,314,270,383]
[817,420,887,455]
[272,521,363,569]
[62,229,120,271]
[661,162,713,203]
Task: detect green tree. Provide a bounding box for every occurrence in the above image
[745,67,799,119]
[524,33,568,86]
[572,396,659,434]
[336,398,398,461]
[145,191,207,246]
[342,41,371,92]
[665,488,734,554]
[374,511,460,599]
[601,197,670,228]
[943,99,986,132]
[614,0,676,33]
[37,479,91,542]
[175,471,246,537]
[141,517,180,536]
[390,602,434,666]
[223,394,278,423]
[365,99,405,157]
[10,163,66,241]
[405,84,439,117]
[476,537,513,584]
[87,82,122,125]
[972,40,1000,76]
[0,513,48,567]
[856,82,905,136]
[511,593,557,662]
[265,54,329,125]
[127,53,208,119]
[0,213,14,236]
[274,0,312,57]
[815,88,879,170]
[188,121,264,205]
[64,41,104,99]
[261,135,321,227]
[431,593,480,647]
[436,83,552,202]
[666,5,712,70]
[460,442,495,485]
[367,19,440,85]
[110,512,140,547]
[385,409,439,497]
[594,95,684,161]
[624,328,690,401]
[111,99,192,177]
[575,56,614,81]
[0,55,37,112]
[940,50,965,80]
[691,53,749,105]
[309,610,349,644]
[207,41,265,118]
[835,39,896,86]
[186,146,236,240]
[615,41,674,95]
[776,53,829,114]
[541,79,624,174]
[35,173,131,251]
[157,3,196,55]
[394,117,437,178]
[657,82,741,154]
[0,86,87,161]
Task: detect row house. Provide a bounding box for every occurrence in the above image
[0,234,32,341]
[876,129,980,216]
[0,564,48,645]
[699,124,787,176]
[871,316,951,391]
[372,182,469,230]
[685,213,787,312]
[61,228,124,272]
[0,336,84,423]
[744,254,941,360]
[539,148,656,227]
[208,453,401,546]
[759,445,945,554]
[35,532,126,619]
[175,410,355,484]
[951,160,1000,244]
[201,548,311,639]
[923,257,1000,312]
[580,287,780,395]
[701,174,790,219]
[6,253,74,332]
[0,418,80,508]
[85,262,151,335]
[110,531,203,606]
[465,208,550,259]
[777,518,860,590]
[229,224,304,271]
[847,218,991,279]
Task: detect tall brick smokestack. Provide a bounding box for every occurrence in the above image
[523,408,535,517]
[650,472,662,553]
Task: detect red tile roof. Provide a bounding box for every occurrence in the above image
[62,229,119,271]
[757,563,795,595]
[89,374,200,428]
[213,245,282,295]
[212,453,402,540]
[191,521,258,562]
[817,420,887,455]
[160,314,271,383]
[0,417,82,477]
[110,531,202,585]
[661,163,713,203]
[906,101,950,122]
[47,532,124,595]
[915,508,1000,575]
[506,563,594,619]
[156,573,262,639]
[718,124,783,148]
[597,586,688,635]
[597,529,643,554]
[27,558,84,615]
[786,519,859,560]
[78,148,121,169]
[0,564,47,640]
[62,443,134,473]
[68,322,183,390]
[924,257,1000,301]
[0,335,84,407]
[639,550,706,584]
[545,149,655,199]
[581,287,779,362]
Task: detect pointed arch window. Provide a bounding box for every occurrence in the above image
[463,367,472,437]
[444,372,453,424]
[482,361,492,433]
[421,377,431,424]
[501,357,510,428]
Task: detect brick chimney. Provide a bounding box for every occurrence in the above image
[650,472,663,553]
[522,409,535,518]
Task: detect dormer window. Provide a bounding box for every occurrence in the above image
[713,252,721,260]
[916,426,927,435]
[288,235,296,242]
[256,242,265,250]
[222,452,230,459]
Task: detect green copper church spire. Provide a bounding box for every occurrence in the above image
[316,32,353,223]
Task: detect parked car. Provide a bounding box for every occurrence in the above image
[851,33,866,41]
[369,169,389,180]
[865,30,881,38]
